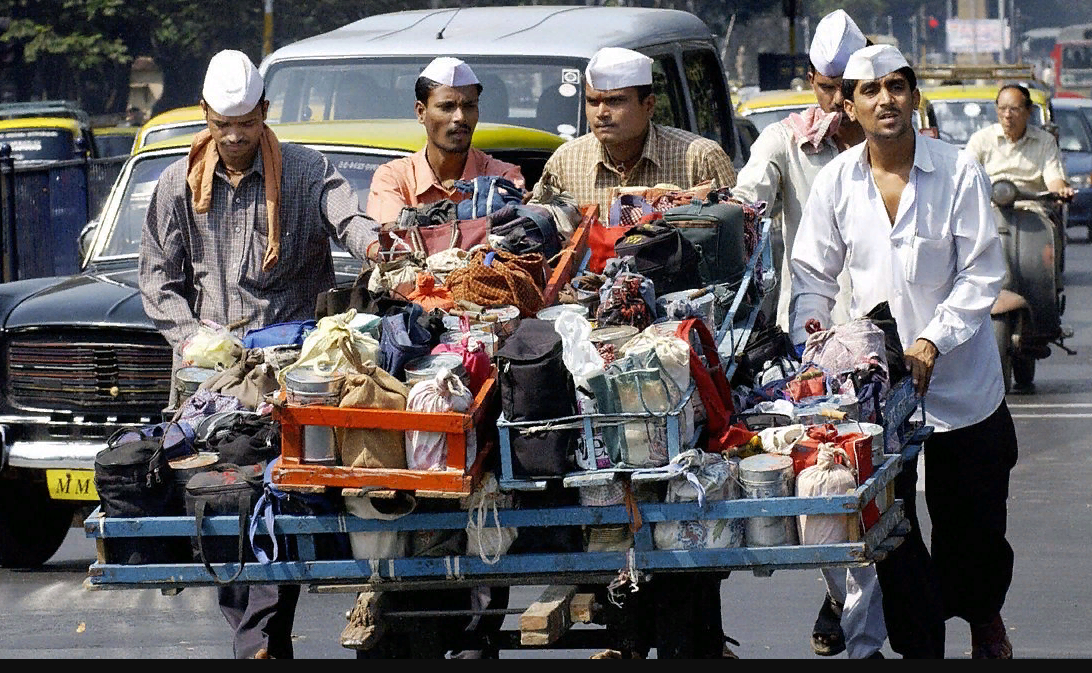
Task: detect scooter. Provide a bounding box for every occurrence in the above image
[989,179,1075,394]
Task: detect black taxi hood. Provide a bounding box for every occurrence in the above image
[1,267,155,331]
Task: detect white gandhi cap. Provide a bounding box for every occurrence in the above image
[843,44,911,82]
[419,57,480,87]
[809,9,867,78]
[585,47,653,91]
[202,50,264,117]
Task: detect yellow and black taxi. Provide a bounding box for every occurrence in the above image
[91,125,139,158]
[736,87,939,138]
[0,100,95,163]
[132,105,206,153]
[0,118,564,569]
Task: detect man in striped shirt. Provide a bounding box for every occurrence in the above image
[530,47,736,217]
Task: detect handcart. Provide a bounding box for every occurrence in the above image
[83,209,928,658]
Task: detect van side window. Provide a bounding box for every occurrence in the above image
[682,49,729,148]
[651,56,686,129]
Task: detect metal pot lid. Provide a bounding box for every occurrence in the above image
[176,367,217,384]
[536,303,588,320]
[405,353,465,375]
[285,367,345,392]
[589,325,639,341]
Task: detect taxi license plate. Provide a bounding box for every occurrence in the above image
[46,469,99,501]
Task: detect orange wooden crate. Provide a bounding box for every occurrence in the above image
[272,368,498,495]
[540,205,596,307]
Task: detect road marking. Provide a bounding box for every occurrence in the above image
[1007,403,1092,408]
[1010,413,1092,419]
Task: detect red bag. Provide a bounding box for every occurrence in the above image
[793,424,880,529]
[674,318,755,452]
[587,217,630,274]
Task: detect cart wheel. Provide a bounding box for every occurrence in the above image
[0,477,75,568]
[992,316,1013,394]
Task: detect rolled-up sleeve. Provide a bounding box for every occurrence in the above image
[917,160,1005,354]
[365,162,411,224]
[1043,134,1068,186]
[138,166,200,351]
[316,156,379,260]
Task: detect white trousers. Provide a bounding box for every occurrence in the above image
[822,565,888,658]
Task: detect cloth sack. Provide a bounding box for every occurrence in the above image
[445,249,546,318]
[653,450,744,550]
[801,317,889,389]
[367,257,425,300]
[405,370,475,470]
[425,247,473,282]
[172,388,245,424]
[278,309,380,385]
[343,491,416,559]
[596,272,657,331]
[198,348,279,410]
[336,364,409,468]
[621,327,695,451]
[796,443,857,545]
[464,472,517,564]
[406,272,455,312]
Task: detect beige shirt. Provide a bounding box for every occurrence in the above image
[731,117,853,331]
[530,122,736,218]
[366,146,525,223]
[965,122,1067,195]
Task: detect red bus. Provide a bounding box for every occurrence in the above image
[1051,25,1092,96]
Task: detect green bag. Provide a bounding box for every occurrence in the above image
[660,196,747,287]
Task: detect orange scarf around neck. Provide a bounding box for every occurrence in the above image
[186,126,283,271]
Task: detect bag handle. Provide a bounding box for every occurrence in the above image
[194,491,250,585]
[675,318,754,452]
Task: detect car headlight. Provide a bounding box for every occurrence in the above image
[1069,174,1091,188]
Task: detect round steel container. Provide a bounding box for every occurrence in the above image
[302,425,338,465]
[536,303,588,322]
[739,453,798,548]
[285,368,345,407]
[404,353,467,387]
[589,325,639,350]
[174,366,217,407]
[440,329,497,357]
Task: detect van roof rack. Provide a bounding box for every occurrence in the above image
[0,100,91,127]
[916,64,1039,85]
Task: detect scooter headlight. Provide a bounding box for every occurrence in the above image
[991,180,1018,208]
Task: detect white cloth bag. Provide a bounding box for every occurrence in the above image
[796,442,858,544]
[343,492,416,560]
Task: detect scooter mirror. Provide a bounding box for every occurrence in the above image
[991,180,1018,208]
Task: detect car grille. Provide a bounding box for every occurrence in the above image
[6,335,172,411]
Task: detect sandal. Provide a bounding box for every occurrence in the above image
[811,593,846,657]
[971,615,1013,659]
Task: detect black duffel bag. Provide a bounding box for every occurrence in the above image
[614,219,704,295]
[495,318,578,477]
[184,462,265,584]
[94,433,188,565]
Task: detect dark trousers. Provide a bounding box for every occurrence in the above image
[924,400,1018,625]
[877,400,1018,658]
[218,583,301,659]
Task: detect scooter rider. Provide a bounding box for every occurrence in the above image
[965,83,1075,221]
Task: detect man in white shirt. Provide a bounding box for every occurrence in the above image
[732,12,885,659]
[790,45,1018,660]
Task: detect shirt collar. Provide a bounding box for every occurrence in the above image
[994,122,1038,146]
[596,122,661,174]
[214,145,264,181]
[410,146,483,197]
[853,134,933,177]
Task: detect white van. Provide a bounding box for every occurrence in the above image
[257,5,751,167]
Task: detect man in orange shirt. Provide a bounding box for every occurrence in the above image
[365,57,525,224]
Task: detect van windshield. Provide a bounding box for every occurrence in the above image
[264,57,585,139]
[0,128,77,162]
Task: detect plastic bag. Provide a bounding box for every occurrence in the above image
[277,309,380,385]
[795,443,857,545]
[554,311,611,471]
[180,320,244,369]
